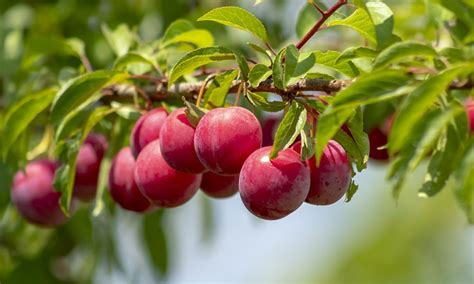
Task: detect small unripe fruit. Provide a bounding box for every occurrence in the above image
[293,141,351,205]
[200,172,239,199]
[130,108,168,157]
[368,127,389,161]
[12,159,67,227]
[109,147,152,212]
[194,107,262,175]
[134,140,201,208]
[466,97,474,133]
[74,133,108,202]
[239,147,310,220]
[159,108,206,173]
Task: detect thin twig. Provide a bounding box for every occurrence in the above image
[311,1,325,15]
[234,80,244,106]
[296,0,347,50]
[80,53,93,72]
[196,74,216,107]
[265,42,277,56]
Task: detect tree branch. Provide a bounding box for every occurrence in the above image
[296,0,347,50]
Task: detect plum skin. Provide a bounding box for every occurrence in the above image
[368,127,389,161]
[200,172,239,199]
[466,97,474,133]
[293,140,351,205]
[74,133,108,202]
[159,107,206,173]
[11,159,68,227]
[109,147,152,212]
[130,108,168,158]
[134,140,201,208]
[239,147,310,220]
[194,107,262,175]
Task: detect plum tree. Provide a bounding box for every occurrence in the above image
[74,133,108,202]
[159,107,206,173]
[293,141,351,205]
[239,147,310,220]
[134,140,201,207]
[11,160,68,227]
[200,172,239,199]
[130,108,168,157]
[194,107,262,175]
[109,147,152,212]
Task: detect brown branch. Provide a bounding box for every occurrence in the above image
[296,0,347,50]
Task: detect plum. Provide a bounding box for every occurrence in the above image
[130,108,168,157]
[200,172,239,199]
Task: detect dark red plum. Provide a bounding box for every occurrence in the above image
[159,108,206,173]
[134,140,201,208]
[130,108,168,157]
[200,172,239,199]
[239,147,310,220]
[194,107,262,175]
[109,147,152,212]
[12,159,68,227]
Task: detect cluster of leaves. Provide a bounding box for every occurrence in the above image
[0,0,473,282]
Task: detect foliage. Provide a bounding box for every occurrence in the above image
[1,0,473,282]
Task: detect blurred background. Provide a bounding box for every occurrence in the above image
[1,0,473,283]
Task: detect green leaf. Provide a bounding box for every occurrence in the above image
[299,124,315,161]
[345,181,359,202]
[2,88,57,160]
[366,1,395,49]
[198,6,268,42]
[272,47,285,90]
[234,51,250,80]
[271,101,307,159]
[419,125,464,197]
[453,142,474,223]
[315,107,354,163]
[162,29,214,49]
[296,3,321,38]
[247,42,272,63]
[346,108,370,170]
[284,45,299,86]
[248,64,271,88]
[331,70,411,109]
[183,99,207,127]
[203,70,238,108]
[389,64,474,153]
[113,52,158,71]
[143,211,169,276]
[373,42,438,69]
[162,19,194,43]
[101,23,136,57]
[168,47,235,86]
[247,91,287,112]
[293,52,317,80]
[327,7,377,45]
[313,51,359,78]
[336,47,378,64]
[50,71,127,125]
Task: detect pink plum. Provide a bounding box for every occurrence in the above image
[130,108,168,157]
[200,172,239,199]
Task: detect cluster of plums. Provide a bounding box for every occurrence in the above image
[11,98,474,227]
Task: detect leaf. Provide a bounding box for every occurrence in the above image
[2,88,57,160]
[336,47,378,64]
[162,29,214,49]
[296,3,320,38]
[284,45,299,86]
[293,52,316,79]
[373,42,438,69]
[113,52,158,71]
[453,142,474,223]
[366,1,395,49]
[345,181,359,202]
[346,109,370,170]
[327,7,377,44]
[247,91,287,112]
[271,101,307,159]
[234,51,250,80]
[203,70,238,108]
[247,42,272,62]
[313,51,359,78]
[299,124,315,161]
[183,99,207,127]
[248,64,271,88]
[198,6,268,42]
[330,70,410,109]
[419,125,464,197]
[389,64,474,153]
[143,211,169,276]
[272,47,285,90]
[168,47,235,86]
[162,19,194,43]
[101,23,136,57]
[50,71,127,125]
